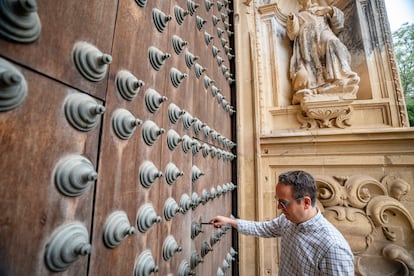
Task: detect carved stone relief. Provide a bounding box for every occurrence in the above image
[316,174,414,275]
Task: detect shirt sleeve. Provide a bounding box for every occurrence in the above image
[236,215,288,238]
[319,244,355,275]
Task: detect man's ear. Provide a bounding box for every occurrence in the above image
[304,197,312,208]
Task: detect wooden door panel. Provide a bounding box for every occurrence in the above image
[0,63,102,275]
[0,0,118,99]
[88,0,172,274]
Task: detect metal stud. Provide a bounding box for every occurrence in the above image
[137,203,162,233]
[211,85,221,97]
[201,241,213,258]
[168,103,185,124]
[185,52,199,69]
[205,0,214,11]
[217,56,224,66]
[210,231,221,246]
[54,155,97,197]
[216,185,224,196]
[141,120,165,146]
[152,8,172,33]
[201,143,210,158]
[164,197,182,221]
[222,259,230,272]
[44,223,91,272]
[148,46,170,71]
[72,41,112,82]
[134,250,159,276]
[202,125,213,138]
[212,46,220,57]
[182,135,195,154]
[217,27,225,38]
[103,211,136,248]
[217,1,224,11]
[224,45,232,54]
[0,58,27,111]
[213,15,221,25]
[172,35,188,55]
[201,189,209,204]
[191,165,204,182]
[162,235,182,261]
[221,64,229,75]
[194,63,206,79]
[191,221,203,239]
[226,252,235,264]
[182,112,196,129]
[196,16,207,31]
[220,38,228,47]
[210,187,217,200]
[112,108,142,140]
[221,12,228,22]
[165,162,184,185]
[191,192,201,210]
[64,93,105,132]
[115,70,144,101]
[204,32,214,45]
[174,5,189,25]
[193,118,205,135]
[135,0,147,8]
[203,75,214,89]
[191,140,201,155]
[0,0,41,43]
[179,193,192,214]
[216,93,225,104]
[139,161,163,189]
[187,0,199,16]
[170,68,188,88]
[190,251,203,269]
[178,260,194,276]
[167,129,182,151]
[210,146,217,158]
[145,88,168,113]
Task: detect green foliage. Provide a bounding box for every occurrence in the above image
[392,22,414,126]
[406,98,414,126]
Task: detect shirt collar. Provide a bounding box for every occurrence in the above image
[296,209,322,231]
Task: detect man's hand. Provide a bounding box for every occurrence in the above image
[209,216,238,229]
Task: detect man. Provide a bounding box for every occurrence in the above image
[210,170,354,275]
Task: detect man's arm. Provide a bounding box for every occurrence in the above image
[210,216,238,229]
[319,244,355,275]
[210,215,287,238]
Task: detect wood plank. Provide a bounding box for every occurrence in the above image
[0,0,118,99]
[0,63,101,275]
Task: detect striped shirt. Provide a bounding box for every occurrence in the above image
[237,211,354,275]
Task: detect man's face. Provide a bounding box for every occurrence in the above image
[275,183,305,224]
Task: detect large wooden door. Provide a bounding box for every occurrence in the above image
[0,0,236,275]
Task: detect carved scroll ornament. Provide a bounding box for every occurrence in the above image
[316,174,414,275]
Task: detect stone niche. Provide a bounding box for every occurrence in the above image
[254,0,408,133]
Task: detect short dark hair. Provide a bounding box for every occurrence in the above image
[278,170,317,206]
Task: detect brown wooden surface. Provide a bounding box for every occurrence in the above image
[0,0,234,275]
[0,0,118,99]
[0,63,102,275]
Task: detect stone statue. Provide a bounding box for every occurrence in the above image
[286,0,360,105]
